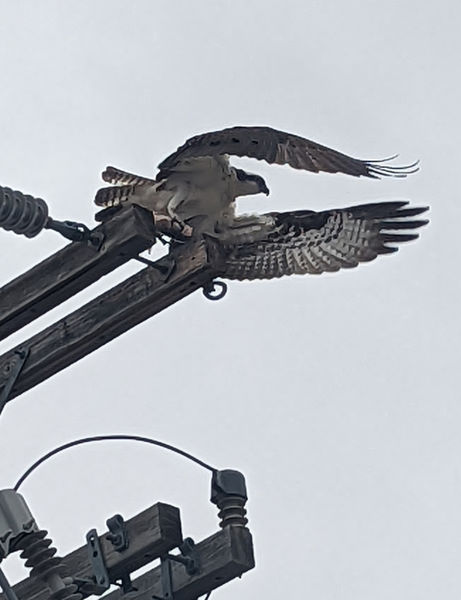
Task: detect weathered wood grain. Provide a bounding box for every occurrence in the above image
[101,526,255,600]
[0,206,156,341]
[0,238,225,403]
[1,503,182,600]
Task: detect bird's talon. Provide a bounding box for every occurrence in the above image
[154,214,193,240]
[171,217,193,238]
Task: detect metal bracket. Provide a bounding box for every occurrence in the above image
[134,255,176,281]
[167,537,200,576]
[106,514,129,553]
[44,219,105,250]
[202,280,228,301]
[152,538,200,600]
[179,537,200,575]
[0,348,29,416]
[85,528,110,595]
[113,573,136,595]
[82,520,136,596]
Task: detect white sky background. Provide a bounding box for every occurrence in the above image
[0,1,459,598]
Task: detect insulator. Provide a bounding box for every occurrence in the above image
[0,186,48,238]
[215,495,248,528]
[13,530,82,600]
[211,470,249,528]
[14,530,63,579]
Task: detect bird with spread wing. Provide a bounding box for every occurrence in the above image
[94,126,428,280]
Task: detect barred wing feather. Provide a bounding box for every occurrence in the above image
[221,202,428,280]
[158,126,418,179]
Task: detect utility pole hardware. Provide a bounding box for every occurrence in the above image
[0,185,227,411]
[0,184,255,600]
[0,470,254,600]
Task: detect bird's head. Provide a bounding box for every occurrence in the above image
[234,168,270,197]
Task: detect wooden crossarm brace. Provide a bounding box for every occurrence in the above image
[0,206,157,342]
[91,526,254,600]
[0,503,182,600]
[0,237,226,404]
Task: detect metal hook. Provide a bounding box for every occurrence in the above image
[0,348,30,417]
[202,280,228,301]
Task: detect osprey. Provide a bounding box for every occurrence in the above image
[95,126,428,280]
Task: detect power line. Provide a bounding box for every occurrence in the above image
[14,434,217,491]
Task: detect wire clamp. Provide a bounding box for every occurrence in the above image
[106,514,129,552]
[152,538,200,600]
[45,219,104,249]
[167,537,200,576]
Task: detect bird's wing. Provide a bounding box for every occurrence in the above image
[102,166,157,186]
[220,202,428,280]
[158,126,418,178]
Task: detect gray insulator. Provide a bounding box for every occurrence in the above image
[13,530,82,600]
[0,186,48,238]
[215,495,248,528]
[0,490,38,559]
[211,470,248,528]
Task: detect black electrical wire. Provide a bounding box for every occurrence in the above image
[14,434,217,491]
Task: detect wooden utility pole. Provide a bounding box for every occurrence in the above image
[0,206,157,341]
[0,204,227,409]
[1,503,183,600]
[0,187,254,600]
[0,483,254,600]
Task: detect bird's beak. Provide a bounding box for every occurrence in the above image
[263,185,270,196]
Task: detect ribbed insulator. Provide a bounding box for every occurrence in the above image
[0,186,48,238]
[15,530,63,579]
[216,495,248,528]
[14,530,82,600]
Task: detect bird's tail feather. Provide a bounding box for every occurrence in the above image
[102,166,156,186]
[94,184,137,207]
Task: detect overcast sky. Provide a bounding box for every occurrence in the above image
[0,1,459,599]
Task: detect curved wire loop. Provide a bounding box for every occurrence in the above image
[202,280,228,301]
[14,434,217,491]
